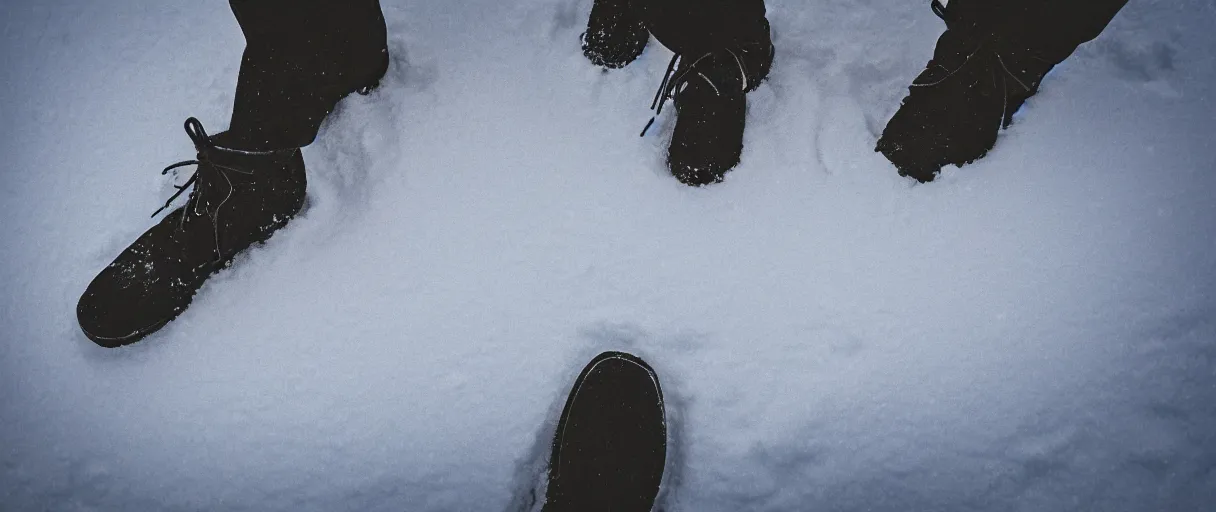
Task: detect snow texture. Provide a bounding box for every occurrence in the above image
[2,0,1215,510]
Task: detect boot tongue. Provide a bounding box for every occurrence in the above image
[706,52,746,92]
[678,52,745,98]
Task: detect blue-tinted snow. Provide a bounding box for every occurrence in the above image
[1,0,1213,510]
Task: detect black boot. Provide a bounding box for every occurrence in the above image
[77,119,306,346]
[77,1,390,346]
[582,0,649,69]
[649,41,772,186]
[877,0,1127,182]
[542,351,667,512]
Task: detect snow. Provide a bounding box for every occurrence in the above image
[2,0,1214,510]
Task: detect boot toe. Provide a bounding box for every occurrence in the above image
[77,266,183,347]
[545,351,666,511]
[667,90,745,186]
[875,136,946,183]
[76,221,198,347]
[669,159,732,186]
[581,0,649,69]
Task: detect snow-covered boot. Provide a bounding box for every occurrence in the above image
[541,352,667,512]
[77,119,306,347]
[582,0,649,69]
[227,0,389,149]
[649,42,772,186]
[876,0,1127,182]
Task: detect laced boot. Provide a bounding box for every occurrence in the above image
[541,352,667,512]
[77,119,306,347]
[582,0,649,69]
[876,0,1060,182]
[644,41,773,186]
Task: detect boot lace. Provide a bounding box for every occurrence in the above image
[923,0,1033,90]
[151,117,278,261]
[152,118,254,217]
[930,0,953,27]
[923,0,1038,128]
[640,49,751,137]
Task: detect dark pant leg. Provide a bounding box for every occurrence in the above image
[634,0,773,88]
[227,0,388,150]
[951,0,1129,61]
[633,0,767,53]
[936,0,1127,100]
[1007,0,1129,64]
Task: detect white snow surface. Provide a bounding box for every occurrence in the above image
[2,0,1215,510]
